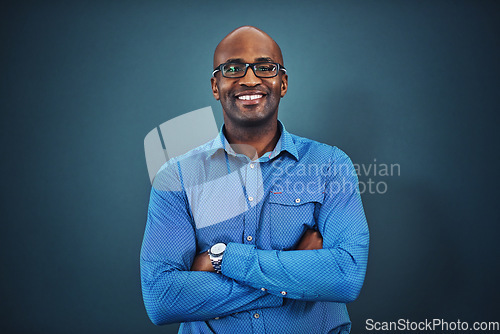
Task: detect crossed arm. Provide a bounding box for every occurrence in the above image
[191,229,323,272]
[141,150,369,325]
[141,187,285,325]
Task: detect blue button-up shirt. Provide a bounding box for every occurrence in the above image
[141,121,369,334]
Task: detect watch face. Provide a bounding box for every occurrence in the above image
[211,243,226,256]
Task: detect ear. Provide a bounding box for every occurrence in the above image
[211,77,220,100]
[280,73,288,98]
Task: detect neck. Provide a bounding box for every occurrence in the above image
[223,120,280,160]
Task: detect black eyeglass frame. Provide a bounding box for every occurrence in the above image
[212,62,287,78]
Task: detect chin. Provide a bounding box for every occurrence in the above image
[232,108,272,123]
[222,99,278,126]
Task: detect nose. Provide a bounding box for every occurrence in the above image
[239,66,262,86]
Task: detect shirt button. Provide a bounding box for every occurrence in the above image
[248,196,254,202]
[295,198,301,204]
[281,291,287,295]
[246,235,253,241]
[254,313,260,319]
[214,317,220,320]
[250,163,255,168]
[261,287,267,291]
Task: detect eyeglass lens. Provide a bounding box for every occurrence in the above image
[222,63,278,78]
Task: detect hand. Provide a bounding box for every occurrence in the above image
[190,251,215,272]
[295,229,323,250]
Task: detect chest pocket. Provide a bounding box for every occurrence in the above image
[268,192,324,250]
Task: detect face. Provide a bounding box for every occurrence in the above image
[211,29,288,128]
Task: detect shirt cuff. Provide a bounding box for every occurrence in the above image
[221,242,255,282]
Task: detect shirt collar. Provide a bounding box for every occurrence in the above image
[206,120,299,161]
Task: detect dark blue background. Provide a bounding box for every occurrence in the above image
[2,1,499,333]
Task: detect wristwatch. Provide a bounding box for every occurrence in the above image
[208,242,226,274]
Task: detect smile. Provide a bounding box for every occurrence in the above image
[237,94,263,100]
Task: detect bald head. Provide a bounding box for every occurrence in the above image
[213,26,284,69]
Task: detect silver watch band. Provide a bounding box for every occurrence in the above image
[211,259,222,273]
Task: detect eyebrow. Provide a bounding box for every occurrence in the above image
[225,57,275,63]
[255,57,274,62]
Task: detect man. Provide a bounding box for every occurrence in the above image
[141,26,369,334]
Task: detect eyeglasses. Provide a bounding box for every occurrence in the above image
[212,62,286,78]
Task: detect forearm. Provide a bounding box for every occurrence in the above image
[220,236,368,303]
[141,259,283,325]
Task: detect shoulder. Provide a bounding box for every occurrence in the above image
[153,136,220,190]
[288,132,352,165]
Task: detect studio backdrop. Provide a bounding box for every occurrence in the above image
[1,1,499,333]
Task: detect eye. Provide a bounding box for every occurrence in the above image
[224,64,244,73]
[256,64,276,72]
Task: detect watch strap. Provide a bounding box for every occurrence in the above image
[211,259,222,274]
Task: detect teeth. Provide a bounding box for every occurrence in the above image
[238,94,263,100]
